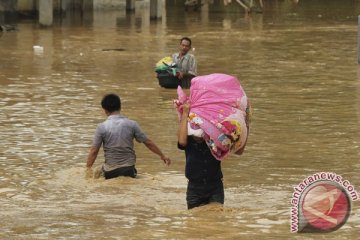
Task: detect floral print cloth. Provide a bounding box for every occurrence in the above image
[175,73,250,160]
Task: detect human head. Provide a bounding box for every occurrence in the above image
[179,37,192,56]
[101,93,121,113]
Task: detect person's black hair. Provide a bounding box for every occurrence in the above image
[180,37,192,46]
[101,93,121,113]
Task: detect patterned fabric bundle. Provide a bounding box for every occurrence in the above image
[155,56,177,76]
[174,73,250,160]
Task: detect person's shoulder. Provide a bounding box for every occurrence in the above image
[125,118,141,126]
[96,121,106,131]
[186,53,196,59]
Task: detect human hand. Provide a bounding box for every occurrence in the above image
[177,72,185,79]
[182,101,190,115]
[161,156,171,166]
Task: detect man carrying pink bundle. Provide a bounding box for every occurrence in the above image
[176,73,251,209]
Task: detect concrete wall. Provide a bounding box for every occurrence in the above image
[93,0,126,10]
[16,0,35,11]
[14,0,127,11]
[0,0,18,24]
[0,0,17,11]
[16,0,63,11]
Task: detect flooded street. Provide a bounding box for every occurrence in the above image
[0,1,359,239]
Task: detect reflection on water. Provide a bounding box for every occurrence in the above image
[0,1,360,239]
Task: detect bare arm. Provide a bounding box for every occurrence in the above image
[86,146,100,168]
[178,102,190,146]
[143,139,171,166]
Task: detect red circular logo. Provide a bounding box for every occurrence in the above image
[301,182,351,232]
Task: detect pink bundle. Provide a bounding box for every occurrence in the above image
[175,73,250,160]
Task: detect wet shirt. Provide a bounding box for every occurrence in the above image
[92,114,148,171]
[178,137,223,183]
[172,52,197,76]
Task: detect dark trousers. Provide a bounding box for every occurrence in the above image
[186,180,224,209]
[103,165,137,180]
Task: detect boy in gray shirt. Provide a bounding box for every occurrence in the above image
[86,93,171,179]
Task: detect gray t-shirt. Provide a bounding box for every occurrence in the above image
[92,114,148,171]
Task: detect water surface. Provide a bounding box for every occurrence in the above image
[0,1,359,239]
